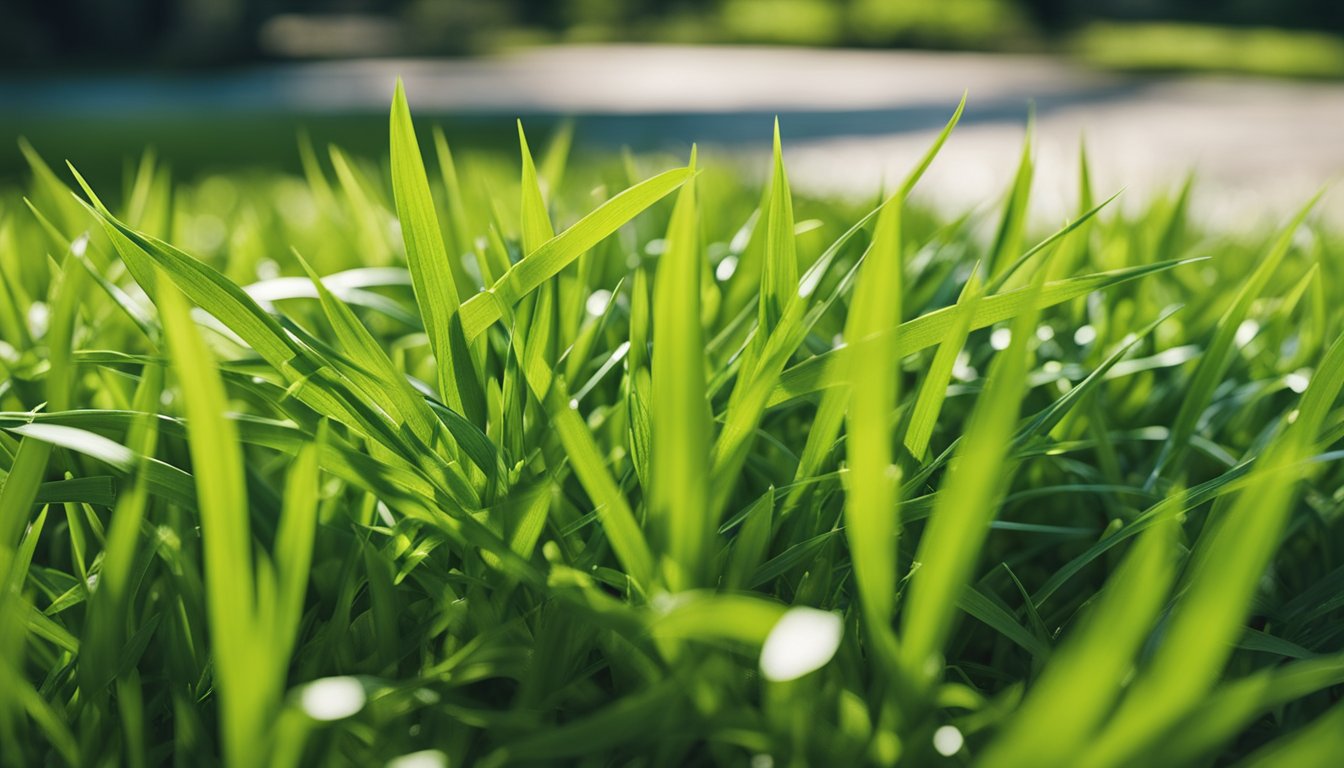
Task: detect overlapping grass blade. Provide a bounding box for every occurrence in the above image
[1081,325,1344,767]
[898,255,1049,696]
[458,166,692,340]
[769,258,1202,407]
[1147,194,1320,486]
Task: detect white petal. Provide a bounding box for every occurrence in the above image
[585,289,613,317]
[760,607,843,682]
[990,327,1012,350]
[387,750,449,768]
[933,725,964,756]
[300,676,366,721]
[1235,319,1260,347]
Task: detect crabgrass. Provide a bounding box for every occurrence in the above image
[0,83,1342,767]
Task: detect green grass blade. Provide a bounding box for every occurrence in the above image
[843,195,903,629]
[650,148,711,591]
[1157,653,1344,765]
[270,424,322,675]
[517,122,556,253]
[898,255,1049,696]
[981,514,1179,768]
[987,124,1034,279]
[1147,193,1320,486]
[544,379,654,593]
[1081,325,1344,768]
[1235,700,1344,768]
[390,80,482,422]
[458,166,692,340]
[904,269,983,459]
[158,272,264,768]
[759,120,798,335]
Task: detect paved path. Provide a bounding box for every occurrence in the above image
[4,45,1342,224]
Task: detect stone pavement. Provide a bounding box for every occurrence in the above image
[4,45,1342,224]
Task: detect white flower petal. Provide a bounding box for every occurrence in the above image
[933,725,964,756]
[300,677,366,721]
[387,750,448,768]
[760,607,843,682]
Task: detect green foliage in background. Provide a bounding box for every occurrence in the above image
[0,85,1343,766]
[1075,21,1344,79]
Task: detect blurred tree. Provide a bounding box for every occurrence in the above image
[3,0,1343,68]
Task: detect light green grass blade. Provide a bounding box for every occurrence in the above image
[390,80,484,423]
[328,146,393,268]
[291,251,447,458]
[0,238,86,581]
[1235,700,1344,768]
[650,592,787,645]
[987,123,1034,280]
[431,127,484,286]
[904,269,983,459]
[79,367,161,695]
[981,513,1179,768]
[898,254,1049,696]
[781,94,965,508]
[517,122,557,253]
[843,195,903,629]
[1158,652,1344,765]
[458,166,692,340]
[539,119,574,196]
[270,425,321,675]
[759,120,797,335]
[158,272,267,768]
[544,379,654,593]
[650,148,711,591]
[70,182,422,461]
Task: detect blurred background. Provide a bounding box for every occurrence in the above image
[3,0,1343,222]
[6,0,1344,68]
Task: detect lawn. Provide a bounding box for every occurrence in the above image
[0,84,1341,766]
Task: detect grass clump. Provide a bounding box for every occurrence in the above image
[0,84,1342,766]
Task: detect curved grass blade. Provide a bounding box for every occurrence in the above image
[458,166,692,340]
[898,255,1049,697]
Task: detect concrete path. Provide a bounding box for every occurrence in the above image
[4,45,1342,224]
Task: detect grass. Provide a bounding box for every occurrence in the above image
[1075,22,1344,80]
[0,82,1342,766]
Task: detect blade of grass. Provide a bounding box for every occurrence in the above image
[1147,193,1320,487]
[158,270,266,768]
[898,254,1049,699]
[458,166,692,340]
[650,148,712,591]
[1081,324,1344,768]
[981,513,1179,768]
[390,80,485,425]
[843,195,903,634]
